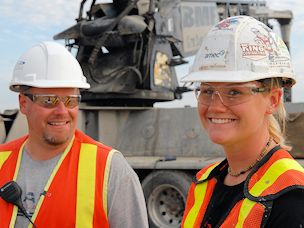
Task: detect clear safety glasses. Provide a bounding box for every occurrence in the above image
[194,83,270,106]
[23,93,81,109]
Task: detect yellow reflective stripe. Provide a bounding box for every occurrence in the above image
[103,149,118,217]
[11,141,26,228]
[183,163,218,227]
[235,199,256,228]
[13,142,25,180]
[31,137,74,225]
[0,151,11,169]
[198,163,219,181]
[249,158,304,197]
[76,143,97,228]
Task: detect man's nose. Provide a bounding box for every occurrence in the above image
[53,100,68,113]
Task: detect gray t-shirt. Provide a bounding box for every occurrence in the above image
[14,149,148,228]
[15,150,61,224]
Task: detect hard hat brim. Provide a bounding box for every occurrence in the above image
[181,70,296,86]
[10,80,90,92]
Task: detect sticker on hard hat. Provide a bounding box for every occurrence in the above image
[17,60,26,65]
[240,44,266,60]
[204,50,226,59]
[195,36,230,70]
[15,60,26,70]
[240,26,289,64]
[213,17,240,31]
[269,56,291,68]
[251,28,276,53]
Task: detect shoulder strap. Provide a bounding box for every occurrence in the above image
[245,147,304,202]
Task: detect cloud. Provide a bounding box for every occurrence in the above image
[268,0,301,10]
[0,0,79,28]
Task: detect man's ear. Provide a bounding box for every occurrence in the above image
[19,94,27,115]
[266,88,283,114]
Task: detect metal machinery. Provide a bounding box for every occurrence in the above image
[1,1,301,227]
[54,0,294,105]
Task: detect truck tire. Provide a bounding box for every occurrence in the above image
[142,170,192,228]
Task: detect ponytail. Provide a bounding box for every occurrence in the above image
[263,78,291,150]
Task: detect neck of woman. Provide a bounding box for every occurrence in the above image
[223,133,275,185]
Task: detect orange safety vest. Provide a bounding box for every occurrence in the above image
[182,148,304,228]
[0,129,117,228]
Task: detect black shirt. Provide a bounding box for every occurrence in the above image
[201,169,304,228]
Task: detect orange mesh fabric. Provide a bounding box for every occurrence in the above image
[248,149,291,190]
[221,200,242,227]
[242,203,264,228]
[222,200,264,228]
[182,182,197,227]
[260,170,304,197]
[182,163,218,228]
[193,179,217,228]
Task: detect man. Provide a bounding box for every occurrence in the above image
[0,41,149,227]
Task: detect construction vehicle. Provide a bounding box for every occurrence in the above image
[1,0,303,227]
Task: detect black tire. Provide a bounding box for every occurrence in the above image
[142,170,192,228]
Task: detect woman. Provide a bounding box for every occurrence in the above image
[181,16,304,228]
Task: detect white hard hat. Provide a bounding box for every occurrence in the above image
[181,16,296,87]
[10,41,90,92]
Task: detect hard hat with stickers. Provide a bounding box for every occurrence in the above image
[181,16,296,88]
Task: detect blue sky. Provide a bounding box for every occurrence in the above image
[1,0,304,111]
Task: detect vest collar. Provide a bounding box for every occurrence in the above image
[193,145,281,186]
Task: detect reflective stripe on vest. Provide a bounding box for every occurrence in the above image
[0,151,11,169]
[102,149,117,216]
[221,198,265,228]
[182,163,218,228]
[76,144,117,227]
[249,158,304,197]
[76,143,98,227]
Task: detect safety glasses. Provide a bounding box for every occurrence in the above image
[23,93,81,109]
[194,83,270,106]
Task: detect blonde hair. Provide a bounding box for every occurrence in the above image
[263,78,291,150]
